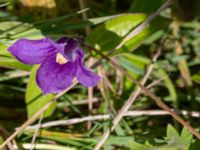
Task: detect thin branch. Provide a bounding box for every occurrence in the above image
[57,97,100,107]
[79,0,94,130]
[93,45,160,150]
[146,77,164,89]
[0,124,15,150]
[89,46,200,150]
[87,59,94,129]
[30,113,44,150]
[25,109,200,130]
[14,143,76,150]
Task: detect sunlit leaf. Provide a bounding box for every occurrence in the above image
[87,14,170,54]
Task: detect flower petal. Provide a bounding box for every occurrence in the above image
[8,37,57,65]
[57,37,80,62]
[36,55,77,94]
[76,53,100,87]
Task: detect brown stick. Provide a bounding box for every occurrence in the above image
[91,47,200,150]
[25,109,200,130]
[93,46,160,150]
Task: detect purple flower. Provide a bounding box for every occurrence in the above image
[8,37,100,94]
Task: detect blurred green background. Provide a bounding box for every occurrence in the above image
[0,0,200,149]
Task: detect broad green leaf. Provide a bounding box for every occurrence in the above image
[87,14,170,54]
[119,16,170,53]
[87,14,147,52]
[25,66,56,118]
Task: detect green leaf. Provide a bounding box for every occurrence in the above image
[0,42,10,56]
[192,74,200,84]
[0,22,43,70]
[180,128,193,148]
[119,53,150,77]
[0,56,31,71]
[0,21,44,44]
[129,141,153,150]
[166,124,179,140]
[118,16,170,53]
[86,14,147,53]
[36,14,120,35]
[105,136,133,146]
[166,125,193,150]
[25,66,56,118]
[144,30,165,44]
[0,43,31,70]
[87,14,170,54]
[156,69,177,102]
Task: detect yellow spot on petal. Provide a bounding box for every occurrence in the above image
[56,53,68,64]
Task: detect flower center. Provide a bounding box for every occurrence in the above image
[56,53,68,64]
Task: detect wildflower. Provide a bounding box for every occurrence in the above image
[8,37,100,94]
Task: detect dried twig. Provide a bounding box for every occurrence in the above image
[78,0,93,129]
[30,113,44,150]
[25,109,200,130]
[93,44,160,150]
[90,47,200,150]
[0,124,15,150]
[26,73,163,131]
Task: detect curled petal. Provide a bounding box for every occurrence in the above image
[36,55,77,94]
[76,55,100,87]
[57,37,80,62]
[8,37,57,65]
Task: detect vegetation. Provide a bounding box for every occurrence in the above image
[0,0,200,149]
